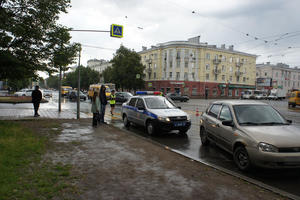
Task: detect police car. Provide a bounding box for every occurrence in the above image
[121,91,191,135]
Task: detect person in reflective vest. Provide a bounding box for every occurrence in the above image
[110,90,116,115]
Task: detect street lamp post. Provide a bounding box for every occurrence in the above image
[77,47,81,119]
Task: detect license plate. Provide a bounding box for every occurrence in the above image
[174,122,186,127]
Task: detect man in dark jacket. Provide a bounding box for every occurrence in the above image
[32,85,42,117]
[98,85,107,124]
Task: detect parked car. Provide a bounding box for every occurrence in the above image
[200,100,300,171]
[288,91,300,108]
[14,89,30,96]
[166,93,189,102]
[121,95,191,135]
[268,88,286,100]
[68,90,87,101]
[43,90,53,98]
[115,92,133,103]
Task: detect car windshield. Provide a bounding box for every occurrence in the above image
[144,97,176,109]
[233,105,288,125]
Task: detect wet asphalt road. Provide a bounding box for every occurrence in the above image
[3,93,300,198]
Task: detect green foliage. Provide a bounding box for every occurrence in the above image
[7,78,30,91]
[103,45,145,91]
[0,0,77,80]
[0,121,75,199]
[64,66,100,90]
[46,75,59,89]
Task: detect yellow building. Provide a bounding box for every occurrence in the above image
[138,36,257,98]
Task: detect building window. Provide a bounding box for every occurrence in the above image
[169,61,173,68]
[229,66,233,72]
[243,77,246,82]
[228,89,232,96]
[221,88,225,96]
[154,72,156,79]
[265,72,267,76]
[176,51,180,59]
[236,76,240,82]
[206,64,210,71]
[222,56,226,62]
[222,65,226,72]
[192,72,195,80]
[184,49,189,57]
[222,75,225,81]
[154,63,157,68]
[169,72,172,79]
[276,72,278,77]
[166,88,170,93]
[177,60,181,68]
[176,72,180,80]
[294,75,296,80]
[236,57,240,63]
[298,75,300,80]
[230,57,233,63]
[185,61,188,68]
[235,89,239,96]
[229,76,233,82]
[213,88,217,96]
[206,53,210,60]
[192,88,198,96]
[256,72,259,77]
[184,72,188,80]
[214,74,218,81]
[206,73,209,80]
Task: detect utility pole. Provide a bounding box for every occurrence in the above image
[77,47,81,119]
[58,66,62,112]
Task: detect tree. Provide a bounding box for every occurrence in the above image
[46,75,59,89]
[104,45,145,91]
[64,67,99,91]
[0,0,75,80]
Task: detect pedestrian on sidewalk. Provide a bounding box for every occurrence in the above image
[110,90,116,116]
[91,91,100,127]
[31,85,42,117]
[98,85,108,124]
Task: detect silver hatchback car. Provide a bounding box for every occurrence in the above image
[200,100,300,171]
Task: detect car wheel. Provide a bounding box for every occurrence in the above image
[146,120,156,135]
[233,146,251,171]
[200,127,210,146]
[123,115,130,128]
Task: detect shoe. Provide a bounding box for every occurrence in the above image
[34,114,38,117]
[37,114,40,116]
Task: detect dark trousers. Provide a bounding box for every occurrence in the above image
[92,113,98,126]
[33,102,40,115]
[98,104,106,123]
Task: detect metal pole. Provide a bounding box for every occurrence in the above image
[77,47,81,119]
[58,67,62,112]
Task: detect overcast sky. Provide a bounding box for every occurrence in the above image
[58,0,300,68]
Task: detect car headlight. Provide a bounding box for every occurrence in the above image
[187,115,191,121]
[258,142,278,152]
[158,117,170,122]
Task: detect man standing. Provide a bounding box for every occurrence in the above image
[98,85,107,124]
[109,90,116,115]
[31,85,42,117]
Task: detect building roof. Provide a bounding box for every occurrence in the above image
[139,37,257,58]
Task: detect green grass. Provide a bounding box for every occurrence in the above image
[0,121,76,200]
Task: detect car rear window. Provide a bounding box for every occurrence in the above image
[208,104,222,118]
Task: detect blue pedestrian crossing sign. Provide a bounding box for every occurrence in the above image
[110,24,123,38]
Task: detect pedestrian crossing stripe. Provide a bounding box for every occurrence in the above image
[110,24,123,38]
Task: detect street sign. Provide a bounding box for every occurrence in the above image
[110,24,123,38]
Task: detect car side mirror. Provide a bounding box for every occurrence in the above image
[287,119,292,124]
[222,120,234,127]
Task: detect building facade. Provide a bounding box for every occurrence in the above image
[87,59,112,82]
[138,36,257,98]
[256,62,300,94]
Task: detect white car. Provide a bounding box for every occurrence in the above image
[43,90,53,98]
[15,89,30,96]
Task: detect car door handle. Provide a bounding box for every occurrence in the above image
[211,123,220,128]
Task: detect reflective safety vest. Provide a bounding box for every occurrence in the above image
[110,94,116,104]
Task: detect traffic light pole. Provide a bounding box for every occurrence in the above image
[77,47,81,119]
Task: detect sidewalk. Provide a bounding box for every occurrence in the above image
[41,119,286,200]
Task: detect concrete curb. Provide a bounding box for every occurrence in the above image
[109,124,299,200]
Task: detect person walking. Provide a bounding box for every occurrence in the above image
[109,90,116,116]
[99,85,108,124]
[91,92,100,127]
[31,85,42,117]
